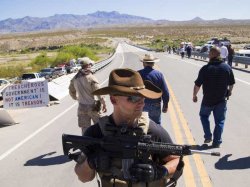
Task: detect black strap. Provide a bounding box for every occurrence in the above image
[166,156,185,187]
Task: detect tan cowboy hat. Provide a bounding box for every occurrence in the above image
[92,68,162,99]
[78,57,94,66]
[140,53,160,63]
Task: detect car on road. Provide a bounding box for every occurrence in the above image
[21,73,42,80]
[200,44,214,53]
[21,73,45,83]
[40,68,59,80]
[75,64,82,70]
[243,44,250,50]
[0,78,11,98]
[235,49,250,57]
[54,67,67,76]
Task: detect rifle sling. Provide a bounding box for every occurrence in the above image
[165,156,184,187]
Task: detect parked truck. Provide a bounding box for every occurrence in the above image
[21,73,45,82]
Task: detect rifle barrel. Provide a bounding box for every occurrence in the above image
[190,149,220,156]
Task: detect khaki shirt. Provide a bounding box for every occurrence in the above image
[69,72,103,105]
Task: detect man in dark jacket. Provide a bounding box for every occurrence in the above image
[227,44,235,67]
[192,47,235,148]
[138,54,170,125]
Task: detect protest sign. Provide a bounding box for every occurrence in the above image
[3,80,49,109]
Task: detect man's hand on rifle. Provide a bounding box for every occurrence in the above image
[129,162,168,182]
[86,151,111,171]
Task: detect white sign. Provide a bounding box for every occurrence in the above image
[3,80,49,109]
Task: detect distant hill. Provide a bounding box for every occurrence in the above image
[1,11,250,33]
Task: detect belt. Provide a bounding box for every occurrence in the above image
[145,102,161,106]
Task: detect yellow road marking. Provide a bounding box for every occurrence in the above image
[169,101,196,187]
[167,79,213,187]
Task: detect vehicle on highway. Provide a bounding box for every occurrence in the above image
[200,44,214,53]
[21,73,45,82]
[235,49,250,57]
[54,67,67,76]
[40,68,59,80]
[75,64,82,70]
[0,78,11,98]
[21,72,43,80]
[193,46,202,52]
[206,37,231,47]
[65,64,78,74]
[243,44,250,50]
[66,59,79,73]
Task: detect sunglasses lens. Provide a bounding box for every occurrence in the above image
[127,96,142,103]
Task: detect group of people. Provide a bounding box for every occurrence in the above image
[179,44,192,59]
[69,53,170,133]
[68,46,235,186]
[220,43,235,67]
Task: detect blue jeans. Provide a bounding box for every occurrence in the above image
[199,101,227,145]
[143,103,161,125]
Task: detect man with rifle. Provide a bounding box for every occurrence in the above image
[63,68,219,187]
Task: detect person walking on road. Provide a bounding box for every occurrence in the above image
[138,54,170,125]
[220,43,228,62]
[192,47,235,148]
[180,46,185,59]
[69,57,107,135]
[227,44,235,67]
[186,45,192,58]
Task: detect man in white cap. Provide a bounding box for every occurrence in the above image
[69,57,107,135]
[138,54,170,125]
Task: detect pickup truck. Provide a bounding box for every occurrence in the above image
[21,73,45,82]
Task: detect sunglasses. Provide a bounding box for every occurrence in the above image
[127,96,144,103]
[115,95,143,103]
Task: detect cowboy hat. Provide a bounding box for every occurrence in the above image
[78,57,94,66]
[92,68,162,99]
[140,53,160,63]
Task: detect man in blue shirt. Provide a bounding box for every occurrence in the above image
[138,54,170,125]
[193,46,235,148]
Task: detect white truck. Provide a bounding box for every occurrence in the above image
[21,73,45,82]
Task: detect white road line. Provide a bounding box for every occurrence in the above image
[0,104,76,161]
[166,55,250,86]
[235,78,250,85]
[0,51,124,161]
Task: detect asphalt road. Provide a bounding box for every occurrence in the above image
[0,43,249,187]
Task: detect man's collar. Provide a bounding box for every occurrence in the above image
[209,57,223,64]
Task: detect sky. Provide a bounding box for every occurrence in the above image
[0,0,250,21]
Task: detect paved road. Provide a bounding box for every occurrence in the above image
[0,43,249,187]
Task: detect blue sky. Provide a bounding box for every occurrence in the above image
[0,0,249,21]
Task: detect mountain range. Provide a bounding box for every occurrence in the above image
[1,11,250,33]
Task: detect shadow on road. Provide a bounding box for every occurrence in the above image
[215,154,250,170]
[24,151,71,166]
[193,144,215,150]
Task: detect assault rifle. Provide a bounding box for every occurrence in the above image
[62,134,220,162]
[62,125,220,187]
[63,123,220,159]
